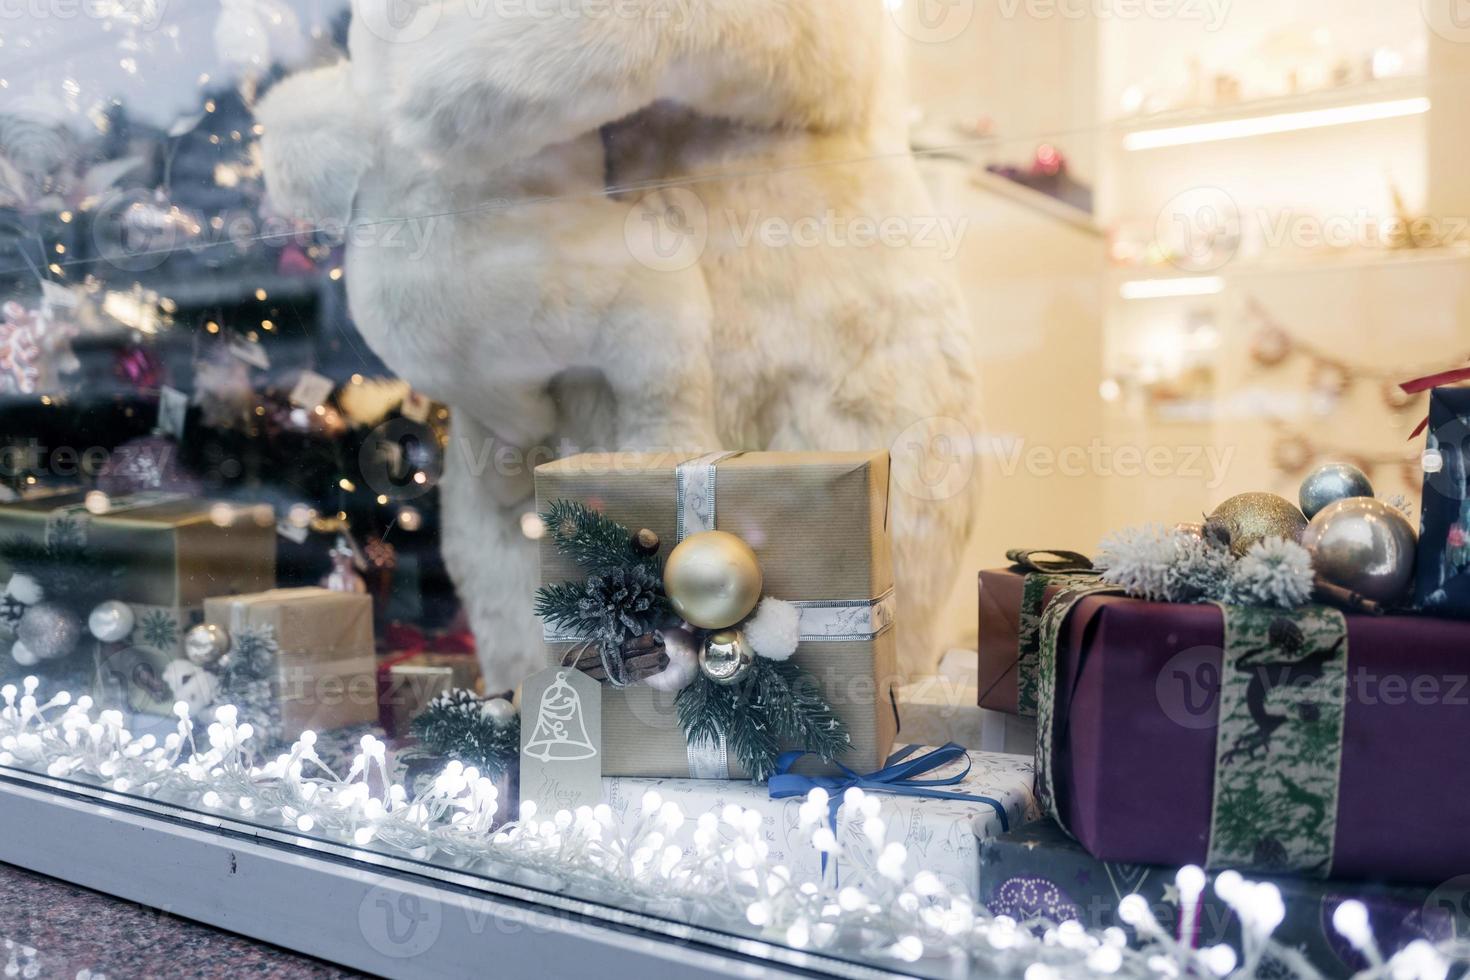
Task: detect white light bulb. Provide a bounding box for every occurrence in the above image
[1332,899,1371,947]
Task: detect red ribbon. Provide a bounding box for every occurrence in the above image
[1400,367,1470,440]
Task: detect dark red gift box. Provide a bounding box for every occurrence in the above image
[989,567,1470,884]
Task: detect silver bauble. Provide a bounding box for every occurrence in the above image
[88,600,136,643]
[17,603,81,661]
[699,629,755,686]
[184,623,231,666]
[1302,498,1417,605]
[663,531,763,630]
[644,625,702,693]
[480,697,517,726]
[9,640,38,666]
[1299,463,1374,520]
[163,660,220,716]
[5,573,43,606]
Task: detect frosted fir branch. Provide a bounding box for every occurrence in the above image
[0,679,1460,979]
[1223,538,1315,610]
[1099,526,1314,610]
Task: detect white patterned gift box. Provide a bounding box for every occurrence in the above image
[601,747,1040,900]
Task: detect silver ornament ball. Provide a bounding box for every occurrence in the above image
[1299,463,1374,520]
[4,573,43,606]
[1302,497,1417,605]
[480,698,517,726]
[88,600,136,643]
[699,629,755,686]
[9,640,38,667]
[644,625,702,693]
[17,603,81,661]
[185,623,231,666]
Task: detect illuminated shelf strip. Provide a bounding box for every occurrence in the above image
[1119,276,1225,300]
[1123,97,1431,151]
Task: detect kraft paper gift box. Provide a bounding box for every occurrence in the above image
[1035,590,1470,884]
[603,748,1041,899]
[381,652,482,739]
[0,493,276,712]
[536,451,899,779]
[980,820,1459,977]
[0,492,276,611]
[203,588,376,740]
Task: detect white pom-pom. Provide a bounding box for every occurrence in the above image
[743,598,801,661]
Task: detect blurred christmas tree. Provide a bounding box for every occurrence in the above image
[0,4,459,632]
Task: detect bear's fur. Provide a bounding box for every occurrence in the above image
[258,0,979,694]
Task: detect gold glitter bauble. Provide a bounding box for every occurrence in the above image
[1206,492,1308,557]
[663,531,763,630]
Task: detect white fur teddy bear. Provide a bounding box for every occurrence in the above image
[258,0,980,694]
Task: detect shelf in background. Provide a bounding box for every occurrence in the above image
[1112,77,1430,151]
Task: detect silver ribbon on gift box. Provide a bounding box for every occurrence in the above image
[544,451,895,780]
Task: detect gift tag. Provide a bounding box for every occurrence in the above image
[520,667,602,814]
[157,385,189,440]
[289,370,336,410]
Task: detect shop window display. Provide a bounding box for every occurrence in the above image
[0,1,1468,977]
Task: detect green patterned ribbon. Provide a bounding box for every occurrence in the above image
[1034,583,1122,830]
[1035,593,1350,877]
[1207,604,1348,877]
[1018,571,1104,717]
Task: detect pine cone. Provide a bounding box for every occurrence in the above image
[577,564,666,641]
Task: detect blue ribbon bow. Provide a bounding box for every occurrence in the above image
[768,743,1010,875]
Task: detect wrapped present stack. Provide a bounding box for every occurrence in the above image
[0,491,275,716]
[535,451,898,781]
[200,587,378,745]
[605,745,1041,900]
[976,446,1470,891]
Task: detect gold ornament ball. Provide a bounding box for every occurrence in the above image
[185,623,231,666]
[1302,498,1417,606]
[1206,492,1308,557]
[663,530,763,630]
[699,629,755,686]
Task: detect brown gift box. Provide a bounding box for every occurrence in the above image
[536,452,899,779]
[977,567,1065,716]
[382,653,482,738]
[203,588,376,740]
[0,492,276,608]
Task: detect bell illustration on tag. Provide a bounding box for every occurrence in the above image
[524,671,598,762]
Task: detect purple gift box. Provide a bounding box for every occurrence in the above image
[1045,589,1470,884]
